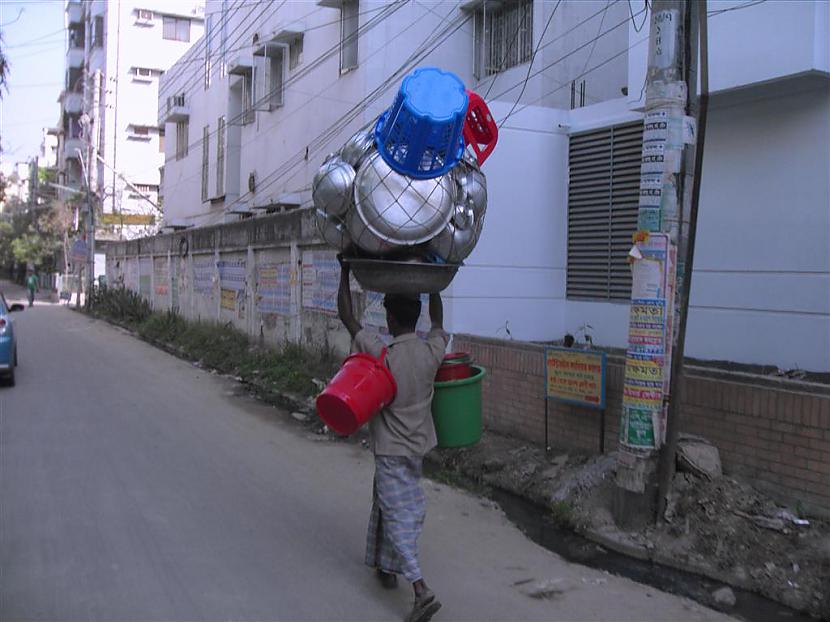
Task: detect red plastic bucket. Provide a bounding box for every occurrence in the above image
[316,352,397,436]
[435,352,472,382]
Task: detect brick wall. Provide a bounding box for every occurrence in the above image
[454,334,830,516]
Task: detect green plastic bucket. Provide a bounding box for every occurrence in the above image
[432,365,486,448]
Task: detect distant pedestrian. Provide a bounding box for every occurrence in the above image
[26,271,39,307]
[337,256,446,622]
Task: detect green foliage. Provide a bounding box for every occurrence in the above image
[89,287,339,397]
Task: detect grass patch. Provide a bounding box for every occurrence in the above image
[88,287,339,398]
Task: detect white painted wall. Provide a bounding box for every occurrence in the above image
[97,1,205,239]
[156,1,830,371]
[159,0,630,227]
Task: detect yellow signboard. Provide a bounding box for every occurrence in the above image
[545,348,606,409]
[100,213,155,226]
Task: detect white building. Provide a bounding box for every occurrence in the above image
[57,0,205,247]
[159,0,830,372]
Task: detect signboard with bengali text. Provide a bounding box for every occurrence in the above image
[545,347,606,409]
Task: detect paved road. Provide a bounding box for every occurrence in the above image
[0,283,733,621]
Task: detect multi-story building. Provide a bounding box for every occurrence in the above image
[56,0,205,255]
[156,0,829,373]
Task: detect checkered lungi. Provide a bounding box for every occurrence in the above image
[364,455,426,583]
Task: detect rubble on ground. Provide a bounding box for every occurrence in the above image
[428,432,830,620]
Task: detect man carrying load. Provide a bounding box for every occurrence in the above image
[336,256,447,622]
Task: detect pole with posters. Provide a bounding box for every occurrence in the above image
[613,0,704,527]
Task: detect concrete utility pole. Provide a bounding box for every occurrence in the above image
[614,0,705,527]
[76,147,95,307]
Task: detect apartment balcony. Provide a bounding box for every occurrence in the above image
[66,1,83,25]
[67,46,84,69]
[64,137,84,160]
[63,91,83,115]
[159,94,189,125]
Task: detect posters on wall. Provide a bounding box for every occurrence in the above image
[256,263,292,315]
[154,259,169,296]
[301,250,339,315]
[139,257,152,297]
[218,259,246,316]
[620,233,676,450]
[192,256,215,295]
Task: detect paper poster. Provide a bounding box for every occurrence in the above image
[153,259,169,296]
[620,406,657,448]
[139,257,152,297]
[220,288,236,311]
[256,263,292,315]
[218,259,246,292]
[627,299,666,355]
[192,256,215,294]
[545,348,606,409]
[301,249,339,314]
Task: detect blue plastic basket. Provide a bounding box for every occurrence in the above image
[374,67,468,180]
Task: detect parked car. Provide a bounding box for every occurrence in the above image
[0,293,23,385]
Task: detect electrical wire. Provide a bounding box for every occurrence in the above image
[162,1,409,168]
[628,0,649,32]
[157,1,395,100]
[234,10,472,210]
[499,0,562,128]
[581,0,611,76]
[174,4,470,221]
[163,2,446,202]
[707,0,766,16]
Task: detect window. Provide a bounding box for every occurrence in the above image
[204,14,213,89]
[132,183,159,195]
[220,1,229,77]
[254,44,284,110]
[473,0,533,79]
[175,120,189,160]
[201,125,210,202]
[132,67,156,82]
[216,116,225,197]
[339,0,359,74]
[567,121,643,300]
[68,24,85,49]
[241,74,254,124]
[158,128,165,153]
[68,67,83,92]
[93,16,104,48]
[289,36,303,70]
[163,16,190,42]
[128,125,152,140]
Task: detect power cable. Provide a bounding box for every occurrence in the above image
[163,1,409,167]
[499,0,562,128]
[230,7,471,211]
[165,1,444,201]
[176,3,469,220]
[581,0,612,75]
[628,0,649,32]
[707,0,766,16]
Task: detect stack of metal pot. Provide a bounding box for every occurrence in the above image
[313,132,487,264]
[313,67,496,292]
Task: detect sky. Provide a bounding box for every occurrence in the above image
[0,0,65,166]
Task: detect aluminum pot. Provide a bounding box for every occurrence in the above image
[340,129,376,167]
[315,209,353,252]
[353,152,456,247]
[312,156,356,218]
[427,217,477,263]
[345,206,396,255]
[455,160,487,220]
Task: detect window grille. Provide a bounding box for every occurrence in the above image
[340,0,359,74]
[216,116,225,197]
[201,125,210,202]
[176,120,189,160]
[474,0,533,79]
